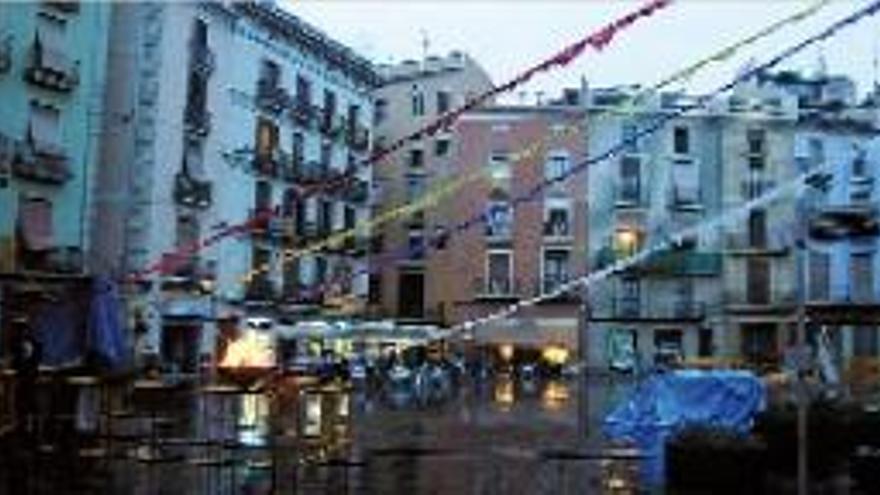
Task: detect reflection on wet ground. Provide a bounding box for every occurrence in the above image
[0,374,642,494]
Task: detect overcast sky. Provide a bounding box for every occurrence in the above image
[288,1,879,103]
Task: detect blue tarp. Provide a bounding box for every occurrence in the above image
[35,300,82,366]
[603,370,766,485]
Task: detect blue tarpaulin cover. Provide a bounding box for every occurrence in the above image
[603,370,766,484]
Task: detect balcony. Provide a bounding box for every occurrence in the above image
[725,231,790,256]
[740,176,776,200]
[290,100,314,128]
[252,148,288,178]
[607,297,706,321]
[615,179,642,208]
[12,138,72,185]
[294,221,331,245]
[43,2,80,14]
[808,201,879,241]
[724,288,797,314]
[348,124,371,152]
[173,172,212,209]
[184,105,211,138]
[256,79,291,115]
[24,38,79,92]
[189,41,215,78]
[342,178,370,204]
[293,160,328,184]
[539,274,580,303]
[485,224,512,245]
[269,217,295,241]
[543,221,573,243]
[472,277,521,301]
[635,250,721,277]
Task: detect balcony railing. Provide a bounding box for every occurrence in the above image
[24,38,79,92]
[342,178,369,204]
[611,297,706,320]
[740,177,776,200]
[184,105,212,138]
[256,79,291,115]
[293,160,328,183]
[189,41,215,77]
[252,147,288,177]
[43,2,80,14]
[12,138,72,185]
[725,231,790,255]
[635,250,722,277]
[543,221,573,241]
[724,288,797,310]
[472,277,521,300]
[173,172,212,209]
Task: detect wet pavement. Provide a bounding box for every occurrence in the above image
[0,372,643,494]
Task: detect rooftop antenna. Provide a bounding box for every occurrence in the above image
[420,28,430,62]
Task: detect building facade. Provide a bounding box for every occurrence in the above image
[370,53,493,322]
[93,1,379,367]
[0,1,110,276]
[447,97,588,363]
[585,87,727,371]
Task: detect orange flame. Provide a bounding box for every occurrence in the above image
[220,330,276,369]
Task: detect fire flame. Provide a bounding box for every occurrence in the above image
[220,330,276,369]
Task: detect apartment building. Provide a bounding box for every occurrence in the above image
[447,92,588,363]
[586,86,726,370]
[93,1,379,367]
[370,52,493,321]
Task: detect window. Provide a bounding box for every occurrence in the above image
[374,98,388,125]
[622,122,639,153]
[292,132,304,167]
[619,155,641,203]
[320,140,332,168]
[809,251,830,301]
[254,180,272,211]
[747,129,766,169]
[406,176,426,200]
[746,258,770,305]
[323,89,336,119]
[614,228,641,256]
[192,18,208,47]
[36,13,66,69]
[698,328,713,357]
[673,126,690,155]
[436,90,451,114]
[409,148,424,168]
[489,152,511,183]
[545,152,571,182]
[408,231,426,259]
[344,206,356,230]
[619,277,640,315]
[850,253,873,302]
[282,188,296,217]
[255,118,277,158]
[486,251,512,294]
[543,249,571,293]
[672,160,699,204]
[434,138,451,157]
[29,102,61,148]
[748,209,767,248]
[808,137,824,168]
[296,75,311,106]
[853,146,868,177]
[319,200,333,232]
[368,274,382,304]
[259,59,280,88]
[543,203,572,237]
[485,201,512,238]
[411,86,425,116]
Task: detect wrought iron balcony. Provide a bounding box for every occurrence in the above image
[342,178,369,204]
[12,138,72,185]
[24,37,79,92]
[634,249,721,277]
[725,231,790,256]
[173,172,212,209]
[724,288,797,313]
[808,199,879,241]
[256,78,290,115]
[184,105,212,138]
[293,160,328,183]
[608,297,706,320]
[740,176,776,200]
[189,41,215,78]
